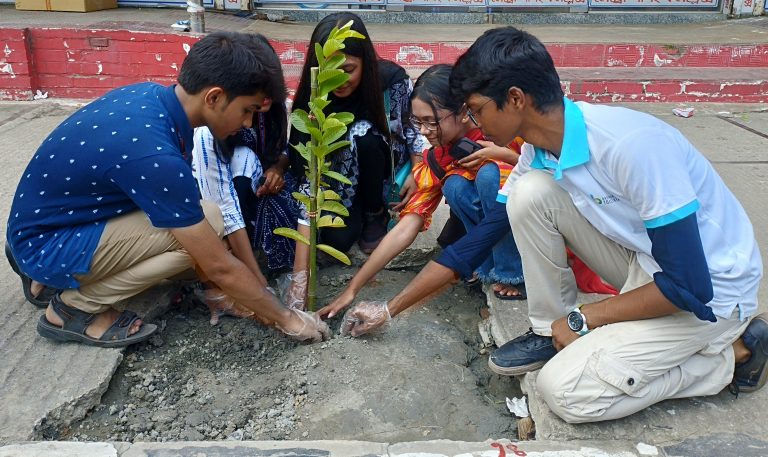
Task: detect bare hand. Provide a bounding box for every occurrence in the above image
[318,287,356,319]
[256,167,285,197]
[458,139,520,170]
[551,316,579,351]
[340,301,391,337]
[276,308,331,343]
[389,174,416,212]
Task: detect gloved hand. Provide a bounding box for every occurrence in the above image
[279,270,308,311]
[201,288,255,326]
[341,301,391,337]
[276,308,331,343]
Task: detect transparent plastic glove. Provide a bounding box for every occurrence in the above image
[201,288,255,326]
[279,270,308,311]
[275,308,331,343]
[341,301,392,337]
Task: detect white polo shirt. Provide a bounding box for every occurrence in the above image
[500,98,762,320]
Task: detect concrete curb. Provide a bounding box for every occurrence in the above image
[0,438,667,456]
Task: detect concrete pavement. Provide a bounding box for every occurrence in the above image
[0,100,766,454]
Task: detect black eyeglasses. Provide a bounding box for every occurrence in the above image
[410,111,455,131]
[465,98,493,127]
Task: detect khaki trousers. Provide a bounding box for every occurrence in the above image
[61,201,224,314]
[507,170,748,423]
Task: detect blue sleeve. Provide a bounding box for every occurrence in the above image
[107,154,204,229]
[648,213,715,322]
[435,201,509,279]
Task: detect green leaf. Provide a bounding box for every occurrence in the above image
[291,192,311,208]
[289,110,313,134]
[329,112,354,125]
[337,30,365,41]
[325,53,345,71]
[322,125,347,145]
[323,140,351,157]
[323,170,352,185]
[317,243,351,265]
[323,189,341,201]
[308,101,326,126]
[308,126,322,144]
[274,227,309,245]
[318,73,350,98]
[316,189,325,209]
[290,142,311,163]
[314,43,325,66]
[317,215,346,228]
[322,37,342,59]
[318,68,344,84]
[312,98,330,111]
[320,200,349,217]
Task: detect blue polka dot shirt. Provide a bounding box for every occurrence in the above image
[7,82,204,289]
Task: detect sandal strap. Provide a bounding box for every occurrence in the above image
[50,294,98,335]
[99,310,141,342]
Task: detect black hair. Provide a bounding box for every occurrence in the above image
[189,34,287,168]
[178,31,286,105]
[411,64,463,148]
[450,27,564,114]
[291,12,387,136]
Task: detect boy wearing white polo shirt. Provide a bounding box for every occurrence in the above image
[338,27,766,423]
[447,27,766,423]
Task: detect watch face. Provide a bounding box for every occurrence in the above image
[567,311,584,332]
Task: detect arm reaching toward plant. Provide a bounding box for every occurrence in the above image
[318,213,424,319]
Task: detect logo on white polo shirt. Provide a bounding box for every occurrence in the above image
[590,193,620,206]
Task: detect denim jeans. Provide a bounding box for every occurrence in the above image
[442,163,524,285]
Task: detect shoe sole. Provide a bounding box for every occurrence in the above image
[488,357,547,376]
[738,314,768,393]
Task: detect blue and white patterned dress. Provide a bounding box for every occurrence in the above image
[192,117,300,272]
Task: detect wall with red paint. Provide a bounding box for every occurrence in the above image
[1,26,767,103]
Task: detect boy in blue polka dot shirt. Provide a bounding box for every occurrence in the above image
[6,32,330,347]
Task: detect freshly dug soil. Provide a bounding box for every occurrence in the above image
[65,266,521,443]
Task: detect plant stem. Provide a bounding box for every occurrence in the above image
[307,67,319,311]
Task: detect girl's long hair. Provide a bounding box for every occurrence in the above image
[292,12,387,136]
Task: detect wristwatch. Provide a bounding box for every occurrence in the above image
[567,307,589,336]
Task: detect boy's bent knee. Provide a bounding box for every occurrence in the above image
[537,356,595,424]
[201,200,225,238]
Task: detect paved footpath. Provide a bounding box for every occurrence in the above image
[0,438,755,456]
[0,7,767,455]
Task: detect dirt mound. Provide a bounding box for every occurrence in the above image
[65,267,520,443]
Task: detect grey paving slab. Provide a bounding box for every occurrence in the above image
[391,438,659,456]
[663,433,768,457]
[122,440,388,457]
[0,441,119,457]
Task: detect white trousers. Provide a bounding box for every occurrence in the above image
[507,170,748,423]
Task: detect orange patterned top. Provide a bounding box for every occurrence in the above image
[400,129,523,230]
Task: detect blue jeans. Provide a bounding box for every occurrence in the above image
[442,163,524,285]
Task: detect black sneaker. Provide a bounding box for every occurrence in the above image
[488,328,557,376]
[733,313,768,394]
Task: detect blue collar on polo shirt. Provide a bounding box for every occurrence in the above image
[530,97,590,180]
[158,84,194,159]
